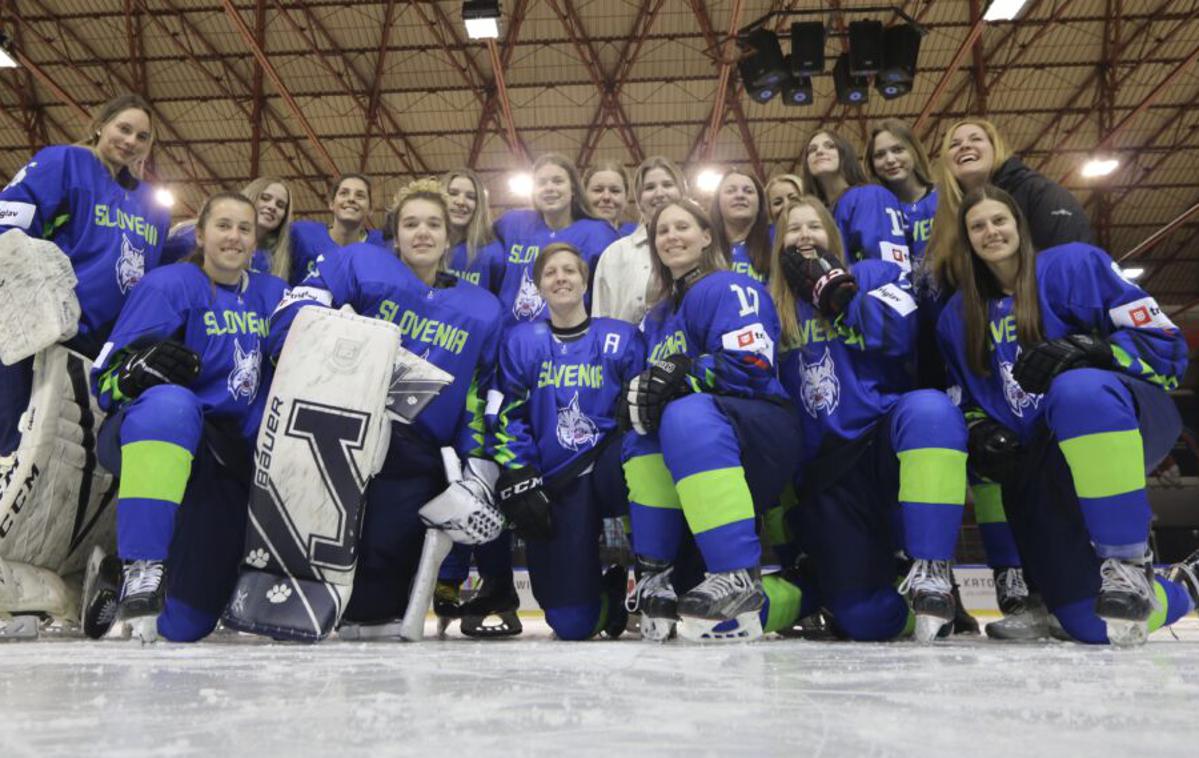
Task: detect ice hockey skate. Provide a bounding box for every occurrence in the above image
[898,559,954,643]
[114,559,165,643]
[81,546,122,640]
[1095,555,1157,647]
[433,579,463,638]
[458,575,522,638]
[1166,548,1199,614]
[676,568,764,643]
[993,566,1031,616]
[625,557,678,642]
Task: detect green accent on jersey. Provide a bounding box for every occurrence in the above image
[1059,429,1145,498]
[1112,344,1179,391]
[43,213,70,240]
[901,608,916,638]
[464,373,487,458]
[761,574,802,634]
[624,454,681,510]
[971,482,1007,525]
[677,466,754,534]
[897,448,967,505]
[492,390,529,467]
[1147,579,1169,634]
[118,440,194,503]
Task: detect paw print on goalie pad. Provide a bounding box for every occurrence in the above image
[246,548,270,569]
[266,583,292,604]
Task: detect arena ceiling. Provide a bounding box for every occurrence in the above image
[1,0,1197,313]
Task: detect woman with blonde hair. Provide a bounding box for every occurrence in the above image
[592,155,688,324]
[442,168,504,293]
[764,174,804,223]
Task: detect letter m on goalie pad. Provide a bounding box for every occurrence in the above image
[223,307,398,642]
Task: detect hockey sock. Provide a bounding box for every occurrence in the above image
[116,439,193,560]
[760,574,802,634]
[973,483,1023,568]
[624,452,685,562]
[1151,575,1194,631]
[892,390,968,561]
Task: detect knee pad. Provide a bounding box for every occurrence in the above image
[545,602,600,641]
[892,389,967,450]
[121,385,204,449]
[1043,369,1131,425]
[1051,597,1108,645]
[157,596,219,642]
[827,588,909,641]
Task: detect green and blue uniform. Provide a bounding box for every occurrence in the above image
[287,219,385,287]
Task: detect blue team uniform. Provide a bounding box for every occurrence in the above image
[623,272,800,627]
[288,219,385,287]
[778,261,967,641]
[270,243,502,623]
[937,243,1193,642]
[489,318,643,639]
[0,145,169,453]
[446,239,505,295]
[618,221,638,237]
[160,223,272,274]
[493,210,619,327]
[834,185,911,274]
[900,188,937,268]
[92,263,286,641]
[728,240,767,283]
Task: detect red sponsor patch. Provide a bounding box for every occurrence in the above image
[737,330,754,347]
[1130,306,1151,326]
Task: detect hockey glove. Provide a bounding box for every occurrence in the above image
[1011,334,1113,395]
[621,353,694,436]
[115,339,202,399]
[496,467,553,541]
[779,246,858,318]
[967,418,1022,484]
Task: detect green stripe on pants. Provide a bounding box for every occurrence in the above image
[119,440,193,503]
[624,454,681,510]
[897,448,967,504]
[676,466,754,535]
[1058,429,1145,499]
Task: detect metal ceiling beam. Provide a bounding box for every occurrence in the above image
[360,0,400,173]
[1092,103,1199,216]
[123,0,145,96]
[968,0,988,115]
[220,0,339,177]
[914,11,987,137]
[1117,197,1199,264]
[7,20,49,151]
[486,37,526,165]
[468,0,531,167]
[249,0,266,177]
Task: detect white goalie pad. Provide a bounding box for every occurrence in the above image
[418,455,504,546]
[0,346,117,588]
[0,229,81,366]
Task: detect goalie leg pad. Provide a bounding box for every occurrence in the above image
[223,307,399,642]
[0,229,81,367]
[0,346,117,601]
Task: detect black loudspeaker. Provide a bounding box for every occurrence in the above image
[834,54,869,105]
[738,28,788,89]
[782,75,814,106]
[744,79,780,104]
[879,24,921,85]
[848,19,884,75]
[789,22,825,76]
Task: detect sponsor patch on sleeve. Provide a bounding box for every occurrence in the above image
[879,241,912,273]
[1109,296,1177,331]
[274,286,333,315]
[0,201,37,230]
[721,322,775,364]
[867,282,917,316]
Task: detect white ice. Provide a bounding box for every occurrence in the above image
[2,616,1198,757]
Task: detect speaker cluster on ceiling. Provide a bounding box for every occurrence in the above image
[737,21,922,106]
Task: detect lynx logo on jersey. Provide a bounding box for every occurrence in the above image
[513,268,545,321]
[799,347,840,418]
[115,234,145,294]
[555,392,599,452]
[999,359,1040,418]
[228,340,262,401]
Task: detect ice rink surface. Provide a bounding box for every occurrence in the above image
[2,616,1198,757]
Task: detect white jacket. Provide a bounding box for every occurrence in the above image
[591,225,657,325]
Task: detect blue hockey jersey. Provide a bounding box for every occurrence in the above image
[160,222,271,273]
[446,239,505,295]
[728,240,767,283]
[0,145,169,345]
[640,271,787,403]
[937,243,1188,441]
[901,187,937,268]
[778,260,918,459]
[288,219,386,287]
[493,209,619,328]
[93,264,286,438]
[492,318,644,478]
[834,185,911,274]
[270,243,502,458]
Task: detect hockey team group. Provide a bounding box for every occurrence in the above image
[0,92,1196,650]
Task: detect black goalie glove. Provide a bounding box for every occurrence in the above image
[1012,334,1113,395]
[496,467,553,541]
[115,339,202,399]
[620,353,693,436]
[779,246,858,317]
[967,418,1022,484]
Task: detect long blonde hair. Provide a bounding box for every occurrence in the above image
[633,156,689,221]
[768,196,847,348]
[441,168,496,268]
[926,118,1011,292]
[240,176,293,283]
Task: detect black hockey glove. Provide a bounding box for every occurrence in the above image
[779,246,858,317]
[496,467,553,541]
[1011,334,1113,395]
[967,418,1022,484]
[115,340,201,400]
[620,353,693,436]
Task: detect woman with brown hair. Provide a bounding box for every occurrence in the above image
[710,169,772,282]
[583,160,637,237]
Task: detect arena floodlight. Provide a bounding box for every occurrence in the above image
[1121,266,1144,280]
[695,169,723,195]
[507,172,532,198]
[0,32,18,69]
[463,0,501,40]
[984,0,1031,21]
[154,188,176,208]
[1080,158,1119,178]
